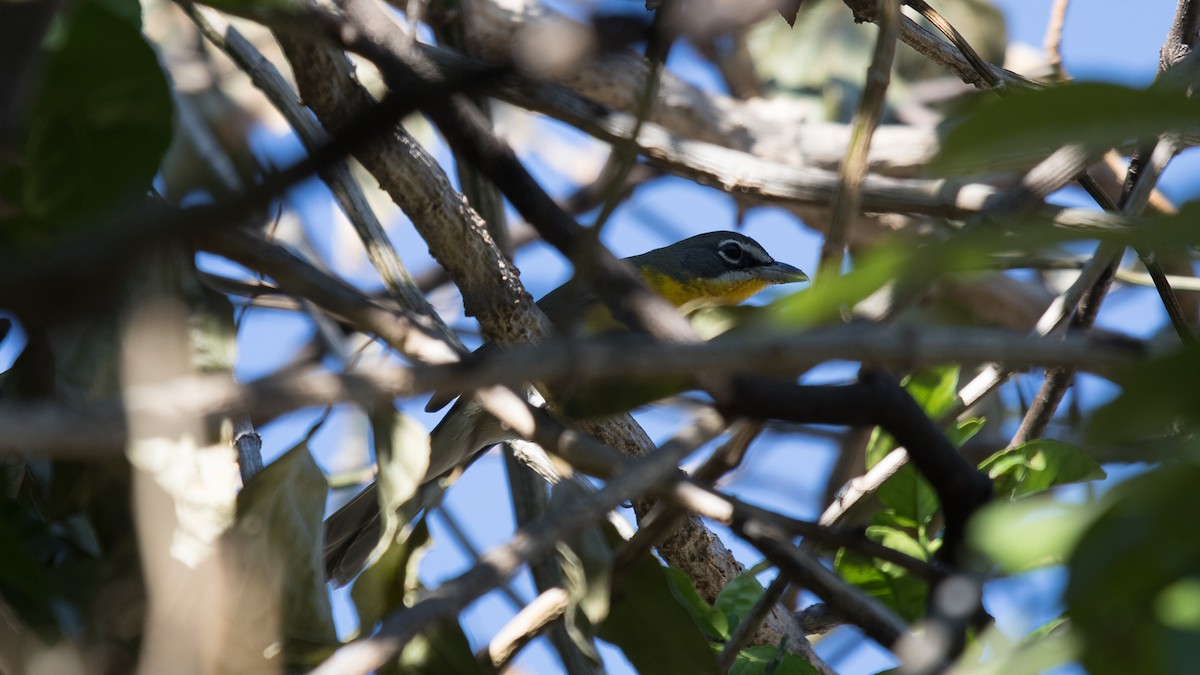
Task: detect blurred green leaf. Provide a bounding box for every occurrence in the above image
[351,408,432,573]
[749,0,1003,124]
[934,82,1200,174]
[904,365,962,421]
[200,0,305,16]
[20,0,172,229]
[770,245,908,329]
[230,441,336,665]
[664,566,729,641]
[715,571,765,631]
[969,496,1094,573]
[0,500,55,629]
[551,480,612,662]
[1068,464,1200,675]
[980,439,1105,499]
[1087,345,1200,443]
[730,644,819,675]
[350,518,430,633]
[597,536,721,674]
[351,517,481,674]
[951,616,1078,675]
[395,618,483,675]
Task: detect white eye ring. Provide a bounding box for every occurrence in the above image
[717,239,744,264]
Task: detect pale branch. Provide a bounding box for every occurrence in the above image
[903,0,1001,88]
[613,419,757,572]
[1043,0,1071,76]
[337,0,700,348]
[455,0,943,173]
[842,0,1034,89]
[411,40,1134,234]
[204,229,463,367]
[204,228,636,481]
[232,418,264,484]
[478,588,570,672]
[0,323,1142,455]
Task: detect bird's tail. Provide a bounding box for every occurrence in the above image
[322,396,518,585]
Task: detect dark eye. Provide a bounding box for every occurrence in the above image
[718,241,743,263]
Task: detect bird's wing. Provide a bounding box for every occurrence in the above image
[423,276,596,412]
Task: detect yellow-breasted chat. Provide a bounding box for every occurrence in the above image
[324,231,808,583]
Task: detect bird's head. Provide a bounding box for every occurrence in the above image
[629,231,808,313]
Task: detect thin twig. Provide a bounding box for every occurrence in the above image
[587,3,674,234]
[819,0,900,280]
[1043,0,1071,77]
[737,519,908,651]
[903,0,1000,88]
[232,418,264,483]
[434,505,527,610]
[718,574,791,671]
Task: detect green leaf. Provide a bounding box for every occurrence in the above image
[21,0,172,228]
[227,442,336,666]
[598,541,721,674]
[949,417,986,447]
[834,546,927,622]
[866,525,931,562]
[874,465,939,529]
[715,571,766,632]
[664,567,729,641]
[1067,464,1200,675]
[934,82,1200,174]
[979,439,1105,499]
[730,644,819,675]
[968,496,1094,572]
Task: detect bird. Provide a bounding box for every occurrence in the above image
[323,231,808,584]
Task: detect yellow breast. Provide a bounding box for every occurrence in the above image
[639,267,770,313]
